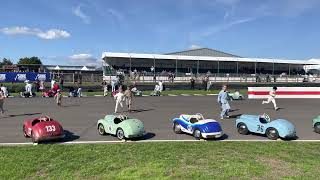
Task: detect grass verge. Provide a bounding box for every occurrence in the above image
[1,142,319,179]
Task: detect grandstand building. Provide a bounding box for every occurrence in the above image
[101,48,315,75]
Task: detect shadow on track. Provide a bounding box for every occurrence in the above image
[42,130,80,144]
[128,109,154,113]
[130,132,156,141]
[2,112,42,119]
[206,134,229,141]
[228,114,243,119]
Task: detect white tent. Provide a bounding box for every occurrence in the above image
[81,66,89,71]
[54,65,61,70]
[304,59,320,72]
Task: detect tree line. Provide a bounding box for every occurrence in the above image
[0,57,43,68]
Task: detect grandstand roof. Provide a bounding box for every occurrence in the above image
[45,65,98,71]
[165,48,241,57]
[101,52,317,65]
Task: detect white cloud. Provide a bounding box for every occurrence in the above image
[0,26,70,40]
[107,8,124,21]
[68,54,102,66]
[190,45,202,49]
[72,5,90,24]
[215,0,240,6]
[197,17,255,39]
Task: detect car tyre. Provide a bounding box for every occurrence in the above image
[266,128,279,140]
[237,123,249,135]
[193,129,202,140]
[31,131,38,143]
[98,124,106,135]
[23,125,28,137]
[116,128,125,140]
[314,123,320,133]
[173,123,182,134]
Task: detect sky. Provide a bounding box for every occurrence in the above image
[1,0,320,66]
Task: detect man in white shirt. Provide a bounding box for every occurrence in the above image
[0,84,8,97]
[262,86,279,110]
[158,81,163,92]
[25,81,33,97]
[51,79,55,89]
[114,90,124,113]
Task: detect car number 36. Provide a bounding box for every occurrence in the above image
[257,125,264,132]
[45,125,56,132]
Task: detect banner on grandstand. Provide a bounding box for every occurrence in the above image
[248,87,320,99]
[0,72,51,82]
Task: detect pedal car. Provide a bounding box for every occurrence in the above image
[23,116,65,143]
[172,113,223,139]
[313,115,320,133]
[228,91,244,100]
[97,115,145,140]
[236,114,296,140]
[42,89,56,97]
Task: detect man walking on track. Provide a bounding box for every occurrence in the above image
[124,85,133,112]
[114,89,125,113]
[217,85,231,120]
[0,89,5,114]
[262,86,279,111]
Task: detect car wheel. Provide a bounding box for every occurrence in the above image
[31,131,38,143]
[193,129,202,140]
[98,124,106,135]
[22,125,28,137]
[116,128,125,140]
[266,128,279,140]
[173,123,182,134]
[314,123,320,133]
[237,123,249,135]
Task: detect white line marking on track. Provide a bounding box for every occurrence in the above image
[168,94,178,96]
[94,95,103,97]
[2,139,320,146]
[181,94,191,96]
[194,94,204,96]
[207,94,218,96]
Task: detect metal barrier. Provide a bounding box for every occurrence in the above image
[103,74,320,83]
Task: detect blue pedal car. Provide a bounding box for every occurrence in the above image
[172,113,223,139]
[236,114,296,140]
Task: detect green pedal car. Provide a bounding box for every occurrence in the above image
[313,116,320,133]
[97,115,145,140]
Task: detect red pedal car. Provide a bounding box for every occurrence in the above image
[23,116,65,143]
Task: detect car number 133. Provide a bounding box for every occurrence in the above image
[45,125,56,132]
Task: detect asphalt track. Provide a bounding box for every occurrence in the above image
[0,95,319,144]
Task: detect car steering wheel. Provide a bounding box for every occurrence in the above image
[118,115,127,120]
[195,113,204,120]
[45,115,51,121]
[263,113,271,123]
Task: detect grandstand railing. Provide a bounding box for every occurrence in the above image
[103,73,320,83]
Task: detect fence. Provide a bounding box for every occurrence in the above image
[54,72,320,84]
[51,73,103,83]
[103,74,320,83]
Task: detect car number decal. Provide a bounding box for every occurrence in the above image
[45,125,56,132]
[257,125,264,132]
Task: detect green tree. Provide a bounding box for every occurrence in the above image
[17,56,42,65]
[0,58,13,67]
